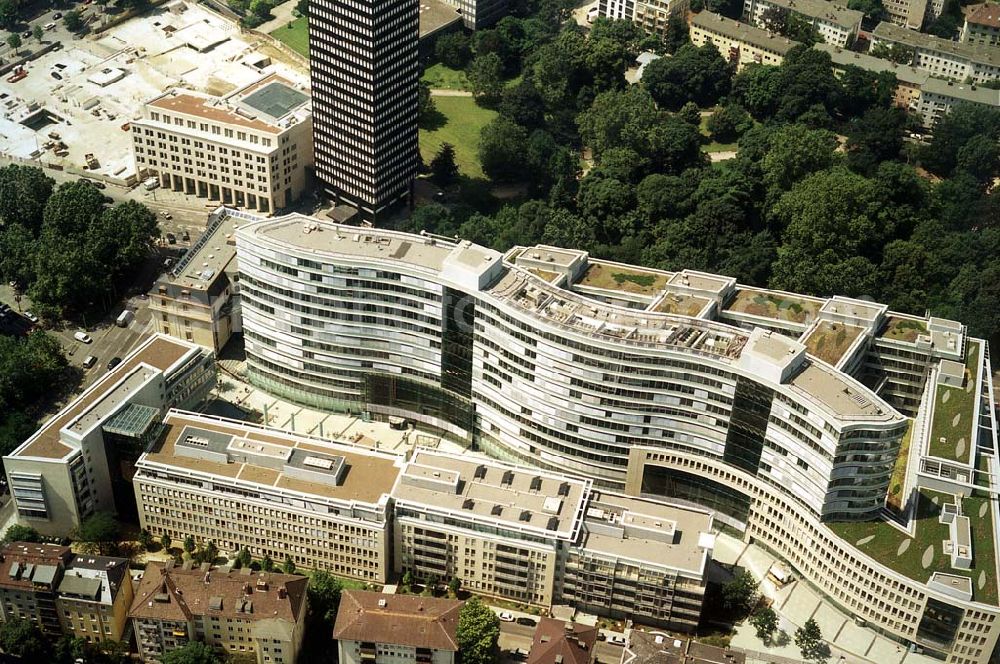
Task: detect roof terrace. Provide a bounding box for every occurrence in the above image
[724,288,822,325]
[879,316,928,343]
[575,262,669,297]
[827,489,997,605]
[802,321,865,366]
[927,340,980,464]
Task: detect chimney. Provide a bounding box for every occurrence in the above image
[278,586,287,599]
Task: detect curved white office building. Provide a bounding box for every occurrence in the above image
[235,213,1000,664]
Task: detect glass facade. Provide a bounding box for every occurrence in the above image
[723,377,774,475]
[916,597,965,652]
[640,465,752,525]
[365,374,473,435]
[441,288,475,399]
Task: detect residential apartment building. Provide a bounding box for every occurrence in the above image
[133,410,400,583]
[308,0,420,219]
[0,542,134,643]
[3,335,214,536]
[130,560,307,664]
[391,450,714,630]
[871,21,1000,83]
[743,0,863,47]
[690,12,800,70]
[598,0,690,36]
[132,74,312,215]
[149,207,247,353]
[333,591,461,664]
[622,632,748,664]
[961,2,1000,45]
[526,619,597,664]
[816,43,930,108]
[882,0,927,30]
[910,76,1000,125]
[231,212,1000,663]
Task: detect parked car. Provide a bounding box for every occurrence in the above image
[23,311,39,323]
[73,331,92,343]
[51,71,63,80]
[165,233,176,244]
[515,617,537,627]
[498,611,515,622]
[82,355,97,369]
[107,356,122,371]
[181,230,190,242]
[606,635,627,646]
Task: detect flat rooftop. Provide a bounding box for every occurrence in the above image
[873,21,1000,66]
[238,214,497,277]
[10,335,198,460]
[878,315,928,343]
[723,288,822,326]
[577,492,712,575]
[789,361,896,419]
[921,76,1000,104]
[802,321,865,366]
[575,262,669,297]
[140,410,401,505]
[419,0,462,38]
[391,449,591,541]
[692,11,801,54]
[814,43,931,86]
[238,80,309,121]
[927,340,980,463]
[165,208,239,290]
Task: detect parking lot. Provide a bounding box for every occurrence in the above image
[0,1,307,181]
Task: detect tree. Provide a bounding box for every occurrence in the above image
[577,86,659,158]
[467,52,505,105]
[721,572,759,618]
[138,529,153,551]
[845,106,907,175]
[236,547,253,569]
[4,524,41,544]
[283,554,296,574]
[430,143,460,186]
[750,606,779,642]
[0,165,55,235]
[262,554,274,572]
[160,533,172,551]
[308,570,344,624]
[402,569,414,590]
[0,617,50,660]
[642,43,731,111]
[7,32,21,55]
[920,103,1000,176]
[295,0,308,15]
[759,4,788,33]
[32,23,42,43]
[955,134,1000,184]
[63,9,84,32]
[794,618,823,660]
[678,101,701,126]
[847,0,886,23]
[584,36,630,92]
[479,117,529,181]
[73,512,119,555]
[456,597,500,664]
[161,641,221,664]
[0,0,18,31]
[418,81,435,123]
[761,124,838,195]
[662,15,688,54]
[448,576,461,596]
[870,41,914,65]
[499,80,546,129]
[435,32,472,69]
[183,534,196,553]
[707,103,753,143]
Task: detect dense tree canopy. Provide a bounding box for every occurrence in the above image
[456,597,500,664]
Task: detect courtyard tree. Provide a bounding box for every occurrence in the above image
[162,641,221,664]
[456,597,500,664]
[160,533,172,551]
[308,571,344,625]
[0,617,50,660]
[63,9,83,32]
[282,554,296,574]
[73,511,120,555]
[750,606,779,642]
[6,32,21,55]
[794,618,823,660]
[430,143,459,185]
[721,571,759,618]
[3,524,41,543]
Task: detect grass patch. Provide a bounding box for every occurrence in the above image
[421,63,469,91]
[271,16,309,58]
[886,420,915,513]
[419,96,497,179]
[614,272,657,288]
[804,321,863,365]
[827,489,997,605]
[881,316,928,343]
[726,289,819,324]
[577,263,668,295]
[928,340,980,463]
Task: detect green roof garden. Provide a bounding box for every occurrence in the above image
[803,321,864,366]
[880,316,928,343]
[927,340,980,464]
[886,419,915,513]
[652,293,711,317]
[828,489,997,606]
[576,263,669,297]
[724,289,821,324]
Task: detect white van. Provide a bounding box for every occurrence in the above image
[44,22,56,30]
[143,176,160,190]
[73,331,92,343]
[116,309,134,327]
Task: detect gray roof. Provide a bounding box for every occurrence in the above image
[873,21,1000,66]
[814,43,931,85]
[32,564,58,586]
[760,0,863,29]
[920,76,1000,104]
[692,11,801,54]
[58,575,103,599]
[240,81,309,120]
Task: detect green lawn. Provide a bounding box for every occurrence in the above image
[827,489,997,605]
[698,112,737,153]
[928,339,980,462]
[886,419,914,512]
[271,16,310,58]
[420,96,497,179]
[421,63,469,91]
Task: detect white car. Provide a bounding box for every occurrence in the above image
[73,331,93,343]
[606,634,627,646]
[498,611,515,622]
[24,311,39,323]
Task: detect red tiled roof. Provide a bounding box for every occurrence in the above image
[333,590,462,651]
[527,618,597,664]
